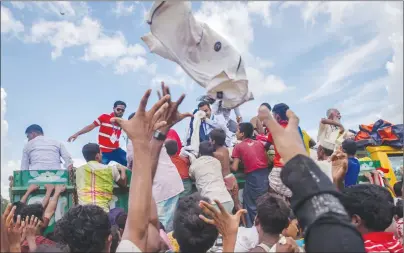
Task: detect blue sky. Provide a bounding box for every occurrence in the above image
[1,1,403,197]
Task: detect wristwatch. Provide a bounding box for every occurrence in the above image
[153,130,167,141]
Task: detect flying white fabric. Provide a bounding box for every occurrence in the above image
[141,1,253,109]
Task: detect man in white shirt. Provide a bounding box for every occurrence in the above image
[21,124,73,170]
[315,140,335,181]
[185,101,234,147]
[317,108,346,150]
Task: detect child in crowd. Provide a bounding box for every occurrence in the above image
[210,129,243,218]
[165,140,193,198]
[341,184,403,253]
[342,139,360,187]
[232,122,269,227]
[189,141,234,213]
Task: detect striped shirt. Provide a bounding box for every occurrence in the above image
[363,232,403,253]
[94,113,122,153]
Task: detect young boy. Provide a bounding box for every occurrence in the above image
[210,129,242,216]
[165,140,193,198]
[232,122,269,228]
[342,139,360,187]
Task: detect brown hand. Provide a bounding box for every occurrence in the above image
[198,199,247,239]
[157,82,193,132]
[263,110,307,164]
[111,89,170,142]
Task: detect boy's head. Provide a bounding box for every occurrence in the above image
[236,122,254,140]
[173,193,219,253]
[255,193,291,236]
[20,203,44,223]
[165,140,179,156]
[341,184,395,234]
[272,103,289,123]
[55,205,112,253]
[82,143,102,163]
[282,211,300,239]
[209,129,226,147]
[394,181,403,197]
[199,141,215,157]
[342,139,357,156]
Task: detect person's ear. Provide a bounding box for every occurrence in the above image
[351,214,361,226]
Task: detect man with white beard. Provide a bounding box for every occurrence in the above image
[317,108,346,150]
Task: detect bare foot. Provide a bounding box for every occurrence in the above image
[55,185,66,194]
[44,184,55,193]
[27,184,40,193]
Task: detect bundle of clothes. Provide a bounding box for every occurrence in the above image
[354,119,404,149]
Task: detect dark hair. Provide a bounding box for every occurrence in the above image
[320,145,334,157]
[128,112,135,120]
[25,124,43,135]
[342,139,357,156]
[341,184,395,231]
[197,101,210,109]
[165,140,178,156]
[238,122,254,139]
[394,181,403,197]
[272,103,289,121]
[12,201,27,222]
[116,213,127,231]
[20,203,44,222]
[35,244,69,253]
[209,129,226,147]
[82,143,100,162]
[54,205,111,253]
[110,225,120,253]
[199,141,215,157]
[260,103,272,111]
[113,101,126,108]
[256,193,290,234]
[173,193,218,253]
[395,199,403,218]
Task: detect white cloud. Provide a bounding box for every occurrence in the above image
[115,56,147,74]
[29,16,153,74]
[1,5,24,35]
[247,67,289,98]
[13,1,89,19]
[194,2,288,99]
[302,37,388,102]
[247,2,272,26]
[112,2,135,17]
[1,88,8,140]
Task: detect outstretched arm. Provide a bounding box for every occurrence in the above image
[67,123,97,142]
[41,184,55,208]
[20,185,40,204]
[43,185,66,229]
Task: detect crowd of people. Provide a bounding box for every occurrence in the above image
[1,82,403,253]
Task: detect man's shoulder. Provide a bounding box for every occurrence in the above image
[98,113,113,121]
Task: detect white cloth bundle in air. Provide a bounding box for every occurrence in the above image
[142,1,253,109]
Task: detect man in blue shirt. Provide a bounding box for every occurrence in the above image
[342,139,360,187]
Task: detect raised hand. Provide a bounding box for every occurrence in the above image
[199,199,246,239]
[157,81,193,132]
[7,214,25,252]
[111,89,170,142]
[263,109,307,163]
[23,215,42,252]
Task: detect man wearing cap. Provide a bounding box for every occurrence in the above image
[266,103,304,199]
[315,139,335,181]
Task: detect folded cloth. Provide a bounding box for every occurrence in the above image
[142,1,253,109]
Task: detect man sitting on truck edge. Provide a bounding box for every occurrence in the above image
[76,143,127,212]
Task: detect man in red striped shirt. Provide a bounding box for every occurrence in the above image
[341,184,403,253]
[68,101,128,166]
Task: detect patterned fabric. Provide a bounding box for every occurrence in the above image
[76,161,120,212]
[363,232,403,253]
[94,113,122,153]
[21,236,55,253]
[157,194,180,232]
[269,167,292,198]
